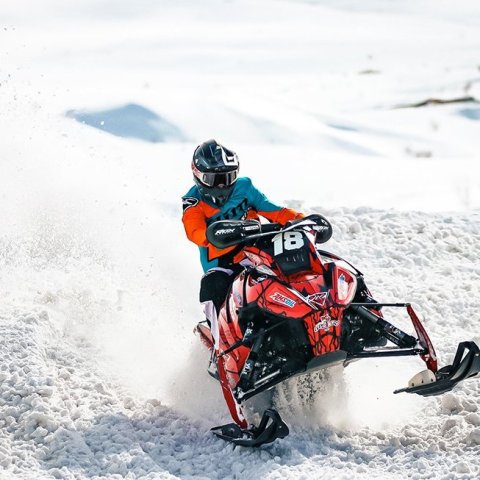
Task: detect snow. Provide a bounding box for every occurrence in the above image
[1,0,480,478]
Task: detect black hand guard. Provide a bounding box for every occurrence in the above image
[206,220,262,249]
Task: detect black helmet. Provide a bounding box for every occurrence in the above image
[192,139,239,206]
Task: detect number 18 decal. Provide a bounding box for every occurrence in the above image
[272,232,305,255]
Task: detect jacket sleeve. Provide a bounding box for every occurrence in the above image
[260,206,304,225]
[182,197,237,260]
[182,198,209,247]
[249,180,304,225]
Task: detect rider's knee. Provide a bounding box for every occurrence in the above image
[200,269,234,311]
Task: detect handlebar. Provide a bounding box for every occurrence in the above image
[259,222,282,234]
[206,214,332,250]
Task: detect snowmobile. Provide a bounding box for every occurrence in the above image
[195,214,480,447]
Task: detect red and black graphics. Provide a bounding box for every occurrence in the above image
[210,219,364,427]
[215,258,347,394]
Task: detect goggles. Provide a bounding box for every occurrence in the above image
[195,169,238,188]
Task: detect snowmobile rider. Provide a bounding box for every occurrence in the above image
[182,139,304,338]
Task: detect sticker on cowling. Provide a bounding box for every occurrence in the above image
[270,292,296,308]
[182,197,199,212]
[307,292,329,308]
[313,313,339,332]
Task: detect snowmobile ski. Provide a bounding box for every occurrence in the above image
[211,409,289,447]
[395,341,480,396]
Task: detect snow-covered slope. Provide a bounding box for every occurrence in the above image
[1,0,479,478]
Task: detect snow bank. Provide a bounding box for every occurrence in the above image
[0,200,478,479]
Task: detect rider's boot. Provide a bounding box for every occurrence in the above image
[207,349,219,380]
[201,299,220,378]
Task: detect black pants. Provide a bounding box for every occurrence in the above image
[199,265,244,313]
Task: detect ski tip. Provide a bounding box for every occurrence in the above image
[211,409,289,447]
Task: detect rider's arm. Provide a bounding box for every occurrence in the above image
[182,197,209,247]
[263,207,304,225]
[248,179,304,225]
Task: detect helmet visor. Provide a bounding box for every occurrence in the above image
[198,170,238,188]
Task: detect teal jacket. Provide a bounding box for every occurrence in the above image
[182,177,301,271]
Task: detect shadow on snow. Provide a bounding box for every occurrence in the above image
[66,103,187,143]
